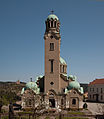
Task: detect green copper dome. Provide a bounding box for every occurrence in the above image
[68,81,80,90]
[21,81,40,94]
[60,57,67,65]
[26,81,38,89]
[47,14,59,20]
[68,75,77,81]
[64,75,84,94]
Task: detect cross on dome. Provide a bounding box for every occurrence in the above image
[51,10,54,14]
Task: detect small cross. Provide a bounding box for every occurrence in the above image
[30,78,32,82]
[51,10,54,14]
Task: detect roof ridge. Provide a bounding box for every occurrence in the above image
[89,78,104,85]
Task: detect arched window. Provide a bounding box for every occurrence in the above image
[72,99,76,105]
[50,43,54,51]
[61,99,64,105]
[54,21,56,28]
[49,59,54,73]
[63,65,64,73]
[48,22,50,28]
[51,21,53,27]
[64,66,66,73]
[29,99,31,106]
[60,65,62,73]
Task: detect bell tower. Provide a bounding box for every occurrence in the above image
[44,13,61,94]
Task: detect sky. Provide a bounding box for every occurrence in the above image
[0,0,104,83]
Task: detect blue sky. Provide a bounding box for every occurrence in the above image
[0,0,104,83]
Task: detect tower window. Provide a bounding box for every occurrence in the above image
[63,65,64,72]
[51,21,53,27]
[49,59,54,73]
[60,65,62,73]
[50,43,54,51]
[48,22,50,28]
[54,21,56,28]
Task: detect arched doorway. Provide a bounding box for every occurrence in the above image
[49,98,55,108]
[48,90,56,108]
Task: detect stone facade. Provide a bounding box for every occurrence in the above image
[44,33,61,93]
[21,89,41,109]
[66,89,83,109]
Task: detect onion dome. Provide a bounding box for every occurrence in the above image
[68,75,77,81]
[47,14,59,20]
[67,81,80,90]
[21,81,40,94]
[26,81,38,89]
[25,81,40,94]
[65,75,84,94]
[60,57,67,65]
[21,76,41,95]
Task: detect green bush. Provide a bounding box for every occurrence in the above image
[45,117,50,119]
[1,109,7,113]
[1,116,9,119]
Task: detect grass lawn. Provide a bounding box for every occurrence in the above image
[1,116,40,119]
[1,111,87,119]
[56,117,88,119]
[1,115,89,119]
[1,116,8,119]
[45,117,50,119]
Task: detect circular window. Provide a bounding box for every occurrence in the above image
[50,35,54,39]
[50,82,54,85]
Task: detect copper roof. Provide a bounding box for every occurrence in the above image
[89,79,104,85]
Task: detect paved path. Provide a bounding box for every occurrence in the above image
[86,102,104,115]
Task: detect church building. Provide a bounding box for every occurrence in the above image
[21,13,84,110]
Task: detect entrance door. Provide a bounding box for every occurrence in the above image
[49,99,55,108]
